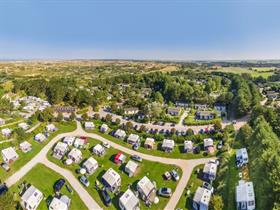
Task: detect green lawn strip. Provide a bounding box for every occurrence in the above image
[85,122,216,160]
[9,163,87,210]
[176,164,204,210]
[0,121,76,181]
[217,152,239,210]
[48,137,181,210]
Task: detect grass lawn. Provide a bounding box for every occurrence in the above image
[0,121,77,181]
[9,163,87,210]
[184,114,221,126]
[48,137,181,210]
[176,164,204,210]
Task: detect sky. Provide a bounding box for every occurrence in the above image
[0,0,280,60]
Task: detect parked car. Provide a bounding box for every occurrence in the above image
[1,163,10,172]
[66,184,73,194]
[100,188,112,206]
[54,179,65,192]
[157,187,172,197]
[170,169,180,181]
[102,141,110,149]
[232,120,237,124]
[133,143,140,150]
[202,182,214,193]
[193,146,201,154]
[80,176,90,187]
[164,171,171,180]
[0,184,8,195]
[217,141,223,150]
[131,155,142,162]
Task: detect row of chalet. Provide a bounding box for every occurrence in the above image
[1,123,56,138]
[21,184,71,210]
[113,128,216,154]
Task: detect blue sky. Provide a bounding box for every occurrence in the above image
[0,0,280,60]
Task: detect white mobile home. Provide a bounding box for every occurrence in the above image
[1,147,19,164]
[21,185,43,210]
[102,168,121,193]
[125,160,139,177]
[19,141,32,153]
[119,189,140,210]
[236,180,255,210]
[193,187,212,210]
[82,157,98,175]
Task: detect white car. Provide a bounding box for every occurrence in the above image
[102,141,110,149]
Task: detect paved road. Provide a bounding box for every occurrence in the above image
[5,121,212,210]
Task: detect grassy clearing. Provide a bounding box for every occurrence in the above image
[209,67,274,78]
[9,163,87,210]
[0,121,76,181]
[176,164,204,209]
[48,137,181,210]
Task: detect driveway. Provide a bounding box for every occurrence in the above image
[177,110,188,126]
[5,121,212,210]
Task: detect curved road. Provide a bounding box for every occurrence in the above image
[6,121,212,210]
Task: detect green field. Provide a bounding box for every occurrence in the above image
[209,67,275,78]
[9,163,87,210]
[48,137,181,210]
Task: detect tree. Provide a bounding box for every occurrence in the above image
[125,121,133,130]
[0,98,13,114]
[13,128,28,143]
[38,107,53,122]
[93,113,100,120]
[69,112,76,121]
[154,91,164,103]
[139,125,146,132]
[81,113,89,121]
[236,124,252,147]
[209,195,224,210]
[105,114,112,122]
[213,120,222,131]
[170,128,176,135]
[56,113,63,122]
[149,102,163,119]
[186,128,194,136]
[115,118,121,125]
